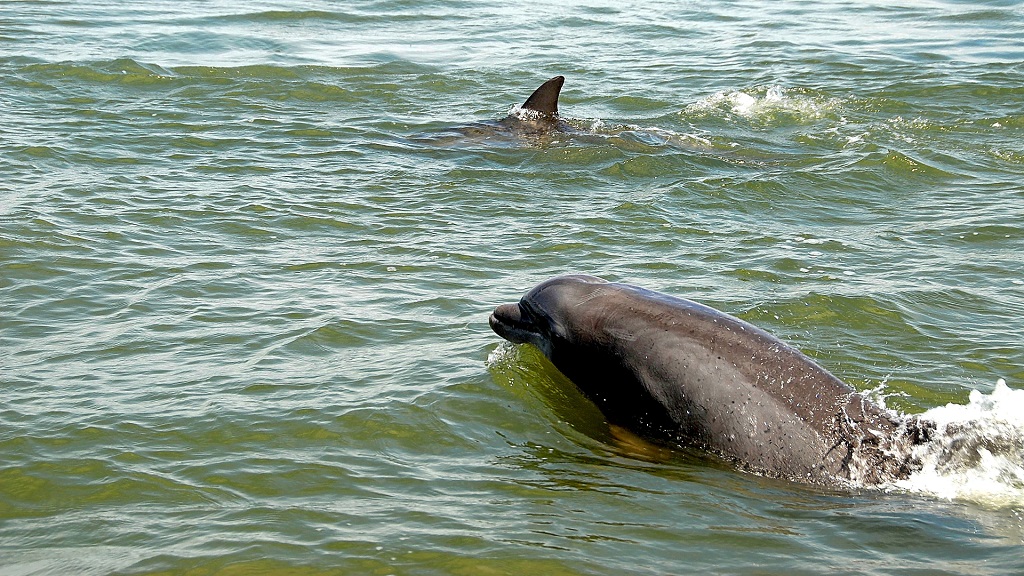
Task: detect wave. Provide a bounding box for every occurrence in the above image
[211,9,450,25]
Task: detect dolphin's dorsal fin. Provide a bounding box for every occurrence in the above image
[521,75,564,115]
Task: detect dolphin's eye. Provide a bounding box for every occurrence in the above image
[518,299,538,323]
[521,299,555,331]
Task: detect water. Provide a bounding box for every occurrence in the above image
[2,0,1023,573]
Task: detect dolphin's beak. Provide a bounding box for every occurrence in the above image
[489,303,534,344]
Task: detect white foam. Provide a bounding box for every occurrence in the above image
[728,91,758,115]
[486,340,518,368]
[507,104,551,123]
[886,379,1024,507]
[685,85,838,122]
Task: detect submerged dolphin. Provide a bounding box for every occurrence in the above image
[489,275,932,486]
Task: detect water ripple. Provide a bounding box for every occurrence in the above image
[2,0,1024,573]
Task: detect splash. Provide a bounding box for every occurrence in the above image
[486,340,519,369]
[506,104,555,122]
[685,85,839,123]
[887,379,1024,507]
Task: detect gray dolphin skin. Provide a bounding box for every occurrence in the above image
[489,275,932,486]
[495,75,567,134]
[520,75,564,116]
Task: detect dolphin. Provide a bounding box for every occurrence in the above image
[484,75,569,136]
[423,75,570,144]
[489,275,932,486]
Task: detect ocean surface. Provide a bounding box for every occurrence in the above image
[2,1,1023,574]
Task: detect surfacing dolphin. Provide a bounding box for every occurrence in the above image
[489,275,933,486]
[423,75,711,150]
[427,75,573,144]
[506,75,566,132]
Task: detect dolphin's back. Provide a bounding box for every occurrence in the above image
[556,282,916,484]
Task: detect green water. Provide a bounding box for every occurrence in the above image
[2,1,1023,574]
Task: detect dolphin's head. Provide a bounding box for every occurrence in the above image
[490,275,678,436]
[489,275,608,357]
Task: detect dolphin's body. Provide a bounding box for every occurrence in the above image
[427,76,573,143]
[489,275,931,485]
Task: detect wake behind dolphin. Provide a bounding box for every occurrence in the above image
[489,275,936,486]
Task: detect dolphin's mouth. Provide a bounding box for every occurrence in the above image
[489,302,540,344]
